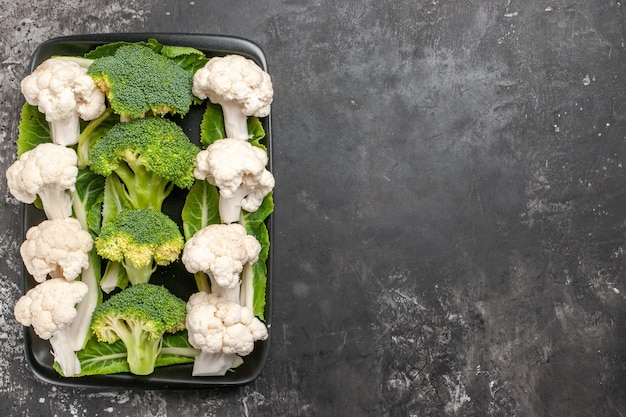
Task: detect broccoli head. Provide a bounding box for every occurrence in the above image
[89,116,200,210]
[87,44,195,119]
[90,283,187,375]
[95,208,185,287]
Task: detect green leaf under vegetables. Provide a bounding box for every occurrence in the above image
[84,38,208,74]
[241,193,273,319]
[157,330,199,367]
[73,168,105,237]
[17,103,51,156]
[181,180,221,241]
[58,331,197,377]
[69,337,129,376]
[247,117,266,144]
[199,102,226,148]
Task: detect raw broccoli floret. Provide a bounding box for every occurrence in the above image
[90,283,187,375]
[87,44,195,119]
[89,116,200,210]
[95,208,185,289]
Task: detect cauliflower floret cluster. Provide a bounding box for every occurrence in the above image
[186,291,267,356]
[182,53,274,376]
[20,218,93,283]
[6,142,78,220]
[14,278,89,340]
[182,223,261,292]
[194,138,275,224]
[9,56,109,377]
[193,54,273,140]
[20,57,106,146]
[14,278,89,376]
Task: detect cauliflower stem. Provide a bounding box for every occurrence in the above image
[220,100,251,140]
[39,186,74,220]
[68,250,101,351]
[218,186,252,225]
[192,351,238,377]
[67,174,104,351]
[49,327,82,377]
[49,117,80,150]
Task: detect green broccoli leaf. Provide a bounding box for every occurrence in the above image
[17,103,51,156]
[181,181,221,240]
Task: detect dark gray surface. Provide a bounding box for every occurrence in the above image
[1,0,625,416]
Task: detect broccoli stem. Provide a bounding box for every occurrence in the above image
[77,107,114,168]
[50,117,81,147]
[114,322,162,375]
[114,163,173,210]
[124,261,157,286]
[239,263,254,311]
[49,327,82,377]
[220,100,250,140]
[100,261,128,294]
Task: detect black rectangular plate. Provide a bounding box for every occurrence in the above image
[20,33,273,389]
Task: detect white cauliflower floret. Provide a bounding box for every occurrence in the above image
[185,298,223,353]
[185,291,268,376]
[182,223,261,301]
[195,138,275,224]
[192,54,273,139]
[14,278,89,376]
[186,292,268,356]
[5,142,78,220]
[20,218,93,283]
[20,57,106,146]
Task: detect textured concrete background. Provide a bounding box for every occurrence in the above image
[1,0,625,416]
